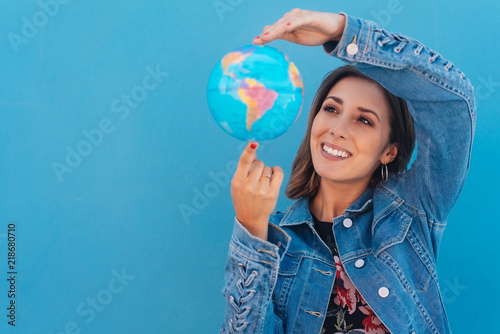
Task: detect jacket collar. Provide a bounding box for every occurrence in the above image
[279,187,375,227]
[279,197,313,227]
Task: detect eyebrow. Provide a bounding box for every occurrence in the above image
[325,96,381,122]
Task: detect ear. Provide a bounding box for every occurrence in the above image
[380,143,398,165]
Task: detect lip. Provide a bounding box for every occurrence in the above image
[320,142,353,161]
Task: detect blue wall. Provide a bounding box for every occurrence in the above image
[1,1,498,333]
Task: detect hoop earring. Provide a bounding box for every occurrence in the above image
[381,164,388,182]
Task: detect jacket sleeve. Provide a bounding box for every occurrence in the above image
[323,14,476,223]
[220,218,290,334]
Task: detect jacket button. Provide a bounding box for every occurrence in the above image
[378,287,389,298]
[346,43,359,55]
[343,218,353,228]
[355,259,365,268]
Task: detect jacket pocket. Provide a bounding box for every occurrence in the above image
[378,228,435,292]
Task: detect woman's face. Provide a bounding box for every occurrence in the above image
[310,76,397,187]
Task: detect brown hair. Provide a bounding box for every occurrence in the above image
[286,65,415,199]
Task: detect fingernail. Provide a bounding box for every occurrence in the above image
[250,143,257,149]
[255,36,260,39]
[286,22,291,26]
[264,32,269,36]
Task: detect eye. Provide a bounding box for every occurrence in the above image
[322,105,338,114]
[358,116,373,126]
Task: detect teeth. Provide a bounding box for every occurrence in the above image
[323,144,350,158]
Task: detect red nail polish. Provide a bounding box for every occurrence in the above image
[250,143,257,149]
[255,36,260,39]
[264,32,269,36]
[286,22,291,26]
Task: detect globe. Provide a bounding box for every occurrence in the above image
[207,44,304,141]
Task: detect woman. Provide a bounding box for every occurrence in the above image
[221,9,475,334]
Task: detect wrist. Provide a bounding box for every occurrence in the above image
[244,222,269,241]
[332,13,346,41]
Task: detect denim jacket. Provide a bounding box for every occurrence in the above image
[220,14,476,334]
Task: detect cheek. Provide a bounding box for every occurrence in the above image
[352,127,388,154]
[310,118,325,157]
[310,118,322,142]
[311,114,329,136]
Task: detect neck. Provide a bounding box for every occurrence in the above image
[309,178,370,222]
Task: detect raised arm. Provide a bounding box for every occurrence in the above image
[257,9,476,223]
[221,143,288,333]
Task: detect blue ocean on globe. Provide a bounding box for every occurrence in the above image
[207,44,304,141]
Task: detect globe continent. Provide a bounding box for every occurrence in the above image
[207,44,303,141]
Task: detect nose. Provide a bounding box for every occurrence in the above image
[329,115,350,140]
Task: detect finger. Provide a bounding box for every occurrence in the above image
[268,8,302,30]
[254,10,299,45]
[260,166,273,182]
[274,9,303,26]
[252,35,264,45]
[253,25,273,44]
[248,160,265,183]
[253,9,310,45]
[233,142,259,181]
[258,20,296,44]
[270,166,285,191]
[282,8,299,19]
[262,24,273,32]
[260,11,314,44]
[254,8,304,43]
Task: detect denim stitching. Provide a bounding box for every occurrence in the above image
[406,229,438,282]
[378,252,439,334]
[394,41,407,53]
[378,36,392,46]
[375,209,412,256]
[305,310,322,317]
[379,247,431,293]
[228,262,259,333]
[317,269,333,275]
[428,52,439,63]
[414,44,424,55]
[229,244,277,268]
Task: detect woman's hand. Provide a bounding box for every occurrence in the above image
[253,8,346,46]
[231,142,284,241]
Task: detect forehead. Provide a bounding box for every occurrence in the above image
[325,76,391,117]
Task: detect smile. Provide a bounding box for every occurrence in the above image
[322,143,352,159]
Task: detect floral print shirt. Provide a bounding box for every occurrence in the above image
[313,216,390,334]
